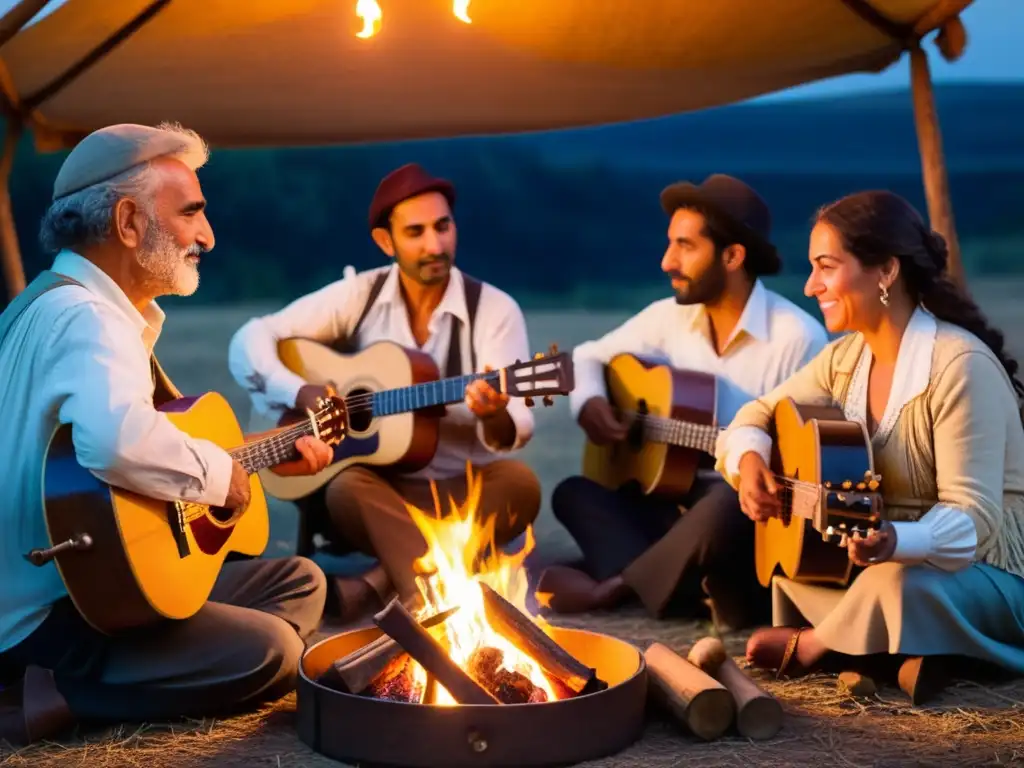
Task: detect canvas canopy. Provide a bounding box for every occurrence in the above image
[0,0,975,295]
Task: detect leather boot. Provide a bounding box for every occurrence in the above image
[0,666,76,745]
[898,656,949,706]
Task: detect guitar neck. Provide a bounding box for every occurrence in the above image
[628,411,722,455]
[369,370,500,417]
[230,418,319,474]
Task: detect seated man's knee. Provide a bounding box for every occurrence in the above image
[551,475,596,523]
[234,613,305,699]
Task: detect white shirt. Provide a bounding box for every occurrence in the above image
[721,307,978,570]
[569,279,829,430]
[227,264,535,481]
[0,251,233,653]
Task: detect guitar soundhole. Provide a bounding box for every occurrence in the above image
[346,387,374,432]
[209,506,235,523]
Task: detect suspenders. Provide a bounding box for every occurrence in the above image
[343,269,483,377]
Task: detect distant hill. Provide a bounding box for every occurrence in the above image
[5,82,1024,306]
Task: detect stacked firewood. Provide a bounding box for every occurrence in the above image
[644,638,785,741]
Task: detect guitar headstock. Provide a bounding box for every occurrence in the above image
[310,388,348,446]
[504,343,574,407]
[817,470,884,543]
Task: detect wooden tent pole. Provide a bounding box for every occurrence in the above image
[909,42,964,292]
[0,119,24,299]
[0,0,56,300]
[0,0,53,48]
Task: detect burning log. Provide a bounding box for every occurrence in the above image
[466,647,550,704]
[479,582,608,696]
[687,637,783,741]
[644,642,734,741]
[366,653,420,703]
[373,597,500,705]
[317,605,458,695]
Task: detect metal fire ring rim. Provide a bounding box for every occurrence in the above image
[296,625,650,768]
[298,623,646,708]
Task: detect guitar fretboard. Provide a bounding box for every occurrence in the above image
[367,371,501,417]
[625,411,723,455]
[230,419,319,474]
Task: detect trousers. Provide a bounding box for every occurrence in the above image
[552,475,770,628]
[0,556,326,723]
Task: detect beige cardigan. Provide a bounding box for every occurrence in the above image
[715,309,1024,579]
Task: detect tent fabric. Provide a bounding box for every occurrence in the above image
[0,0,967,150]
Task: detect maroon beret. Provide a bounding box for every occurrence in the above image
[368,163,456,231]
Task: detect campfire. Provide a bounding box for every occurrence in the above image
[317,467,607,705]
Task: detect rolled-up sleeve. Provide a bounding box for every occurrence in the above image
[48,303,234,507]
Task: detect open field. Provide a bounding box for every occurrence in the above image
[4,281,1024,767]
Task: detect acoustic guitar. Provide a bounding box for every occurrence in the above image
[37,390,347,635]
[248,339,575,501]
[755,396,885,587]
[581,352,722,496]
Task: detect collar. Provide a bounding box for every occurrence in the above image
[845,306,937,442]
[375,263,470,325]
[687,278,770,348]
[51,250,166,351]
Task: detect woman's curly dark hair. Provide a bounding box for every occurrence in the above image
[816,190,1024,404]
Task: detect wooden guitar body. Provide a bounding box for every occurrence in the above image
[582,352,717,497]
[250,339,442,501]
[41,392,270,635]
[250,338,573,501]
[755,397,883,588]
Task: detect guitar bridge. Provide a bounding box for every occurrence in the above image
[170,501,192,558]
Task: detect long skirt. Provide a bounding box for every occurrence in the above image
[772,561,1024,673]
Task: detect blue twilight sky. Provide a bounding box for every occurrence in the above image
[2,0,1021,102]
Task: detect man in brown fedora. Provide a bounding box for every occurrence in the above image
[229,162,541,622]
[537,174,828,630]
[0,122,334,744]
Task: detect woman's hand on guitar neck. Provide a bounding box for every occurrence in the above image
[738,452,783,522]
[846,522,898,566]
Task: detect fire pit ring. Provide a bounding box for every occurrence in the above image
[297,624,648,767]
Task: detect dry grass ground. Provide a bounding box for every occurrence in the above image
[5,283,1024,767]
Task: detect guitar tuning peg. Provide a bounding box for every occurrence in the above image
[524,396,534,407]
[542,395,553,407]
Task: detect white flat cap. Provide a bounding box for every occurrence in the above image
[52,123,198,200]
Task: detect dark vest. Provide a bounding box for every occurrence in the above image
[336,269,484,377]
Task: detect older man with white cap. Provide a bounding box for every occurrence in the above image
[0,122,332,744]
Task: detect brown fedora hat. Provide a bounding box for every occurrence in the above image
[660,173,781,276]
[368,163,456,231]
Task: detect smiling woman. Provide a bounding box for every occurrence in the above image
[714,189,1024,705]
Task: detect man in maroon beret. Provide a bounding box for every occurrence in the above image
[229,163,541,622]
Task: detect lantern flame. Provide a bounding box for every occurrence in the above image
[355,0,381,38]
[355,1,470,38]
[453,0,472,24]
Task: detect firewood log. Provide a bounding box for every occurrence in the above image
[644,642,734,741]
[687,637,783,740]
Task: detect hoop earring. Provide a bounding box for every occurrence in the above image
[879,283,890,307]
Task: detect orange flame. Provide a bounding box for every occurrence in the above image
[406,464,554,705]
[355,0,381,38]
